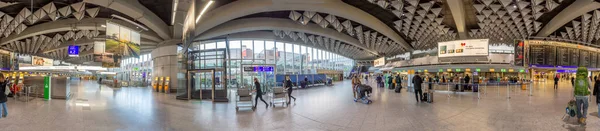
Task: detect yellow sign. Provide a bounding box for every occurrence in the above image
[424,69,428,72]
[508,69,514,72]
[447,69,452,72]
[490,69,495,72]
[465,68,471,72]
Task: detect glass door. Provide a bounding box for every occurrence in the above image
[185,69,215,100]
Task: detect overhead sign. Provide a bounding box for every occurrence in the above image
[374,57,385,67]
[68,45,80,57]
[438,39,489,57]
[32,56,53,66]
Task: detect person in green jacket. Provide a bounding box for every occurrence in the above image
[574,67,592,125]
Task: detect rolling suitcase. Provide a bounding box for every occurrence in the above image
[395,86,401,93]
[421,93,428,101]
[427,91,433,103]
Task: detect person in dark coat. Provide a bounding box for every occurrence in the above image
[412,74,423,102]
[395,75,402,90]
[554,75,559,89]
[253,78,268,109]
[0,74,9,118]
[285,76,296,105]
[571,77,575,87]
[376,75,383,88]
[593,76,600,117]
[387,75,393,89]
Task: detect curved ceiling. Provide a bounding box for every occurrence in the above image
[195,0,600,60]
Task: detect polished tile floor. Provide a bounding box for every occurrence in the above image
[0,79,598,131]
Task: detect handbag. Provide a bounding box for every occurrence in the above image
[4,84,10,95]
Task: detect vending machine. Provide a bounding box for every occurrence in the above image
[164,77,170,93]
[158,77,164,92]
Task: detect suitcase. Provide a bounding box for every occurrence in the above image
[422,93,428,101]
[395,86,401,93]
[427,91,433,103]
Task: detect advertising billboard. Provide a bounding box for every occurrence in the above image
[438,39,489,57]
[374,57,385,67]
[32,56,53,66]
[98,21,143,68]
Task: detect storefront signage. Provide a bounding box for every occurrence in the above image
[455,69,461,72]
[501,69,507,72]
[489,69,495,72]
[439,69,443,72]
[438,39,489,58]
[447,69,452,72]
[465,68,471,72]
[476,68,481,72]
[519,69,525,72]
[508,69,514,72]
[417,70,422,72]
[424,69,428,72]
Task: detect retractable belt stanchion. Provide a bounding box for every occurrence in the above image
[477,83,480,99]
[507,83,511,99]
[447,82,451,98]
[529,82,533,96]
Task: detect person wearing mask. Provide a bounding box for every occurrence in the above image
[0,74,7,118]
[554,75,559,89]
[573,67,592,125]
[593,75,600,118]
[376,75,383,88]
[253,78,268,109]
[285,76,297,105]
[412,74,424,102]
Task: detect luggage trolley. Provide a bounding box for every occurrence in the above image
[270,87,287,107]
[235,88,254,111]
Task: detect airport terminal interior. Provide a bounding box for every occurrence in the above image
[3,0,600,130]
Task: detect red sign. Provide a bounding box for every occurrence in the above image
[460,43,466,46]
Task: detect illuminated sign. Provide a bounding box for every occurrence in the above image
[68,45,80,57]
[476,68,481,72]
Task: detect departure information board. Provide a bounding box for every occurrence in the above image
[569,48,579,66]
[525,40,600,68]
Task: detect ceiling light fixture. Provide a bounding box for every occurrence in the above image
[171,0,179,25]
[195,0,214,24]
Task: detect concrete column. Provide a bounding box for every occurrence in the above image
[151,45,180,92]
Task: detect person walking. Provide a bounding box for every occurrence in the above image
[571,76,575,87]
[593,75,600,118]
[554,75,559,89]
[412,74,423,102]
[0,74,9,118]
[352,75,361,98]
[376,75,383,88]
[573,67,592,125]
[253,78,268,109]
[285,76,296,105]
